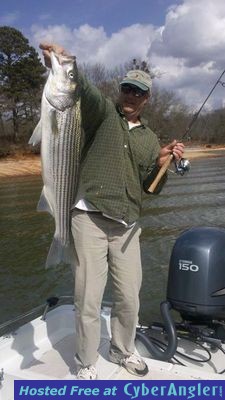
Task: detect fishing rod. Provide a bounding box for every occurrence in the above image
[148,68,225,193]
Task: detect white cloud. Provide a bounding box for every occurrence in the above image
[31,23,156,68]
[149,0,225,109]
[30,0,225,109]
[150,0,225,69]
[95,24,157,67]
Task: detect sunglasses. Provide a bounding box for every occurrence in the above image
[120,84,148,98]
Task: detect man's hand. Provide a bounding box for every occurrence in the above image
[39,42,70,68]
[158,140,184,167]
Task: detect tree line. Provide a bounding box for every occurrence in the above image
[0,26,225,157]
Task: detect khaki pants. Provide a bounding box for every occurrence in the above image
[71,209,142,368]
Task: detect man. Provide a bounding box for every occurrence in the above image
[40,43,184,380]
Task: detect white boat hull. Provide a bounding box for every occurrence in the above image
[1,304,225,400]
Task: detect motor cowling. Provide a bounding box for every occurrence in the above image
[167,227,225,321]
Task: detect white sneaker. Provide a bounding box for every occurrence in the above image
[76,365,97,380]
[109,350,148,377]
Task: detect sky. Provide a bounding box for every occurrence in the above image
[1,0,225,111]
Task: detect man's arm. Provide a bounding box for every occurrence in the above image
[157,140,184,167]
[143,140,185,194]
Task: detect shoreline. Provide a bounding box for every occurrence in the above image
[0,147,225,178]
[0,154,41,178]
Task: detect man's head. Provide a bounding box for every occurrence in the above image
[120,70,152,92]
[119,70,152,122]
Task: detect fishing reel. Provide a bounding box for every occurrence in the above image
[143,157,191,194]
[174,158,190,176]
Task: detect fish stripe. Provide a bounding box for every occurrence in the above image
[53,102,81,246]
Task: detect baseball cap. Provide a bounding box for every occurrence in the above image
[120,69,152,91]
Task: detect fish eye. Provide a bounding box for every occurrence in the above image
[68,71,74,79]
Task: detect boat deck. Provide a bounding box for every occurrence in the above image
[1,305,225,400]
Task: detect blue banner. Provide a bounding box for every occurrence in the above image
[14,380,224,400]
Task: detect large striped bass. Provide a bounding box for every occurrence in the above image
[29,51,81,268]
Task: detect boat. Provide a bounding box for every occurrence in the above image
[1,296,225,400]
[1,226,225,399]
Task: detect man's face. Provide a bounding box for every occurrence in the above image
[119,84,149,121]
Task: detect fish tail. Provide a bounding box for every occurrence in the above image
[45,238,75,268]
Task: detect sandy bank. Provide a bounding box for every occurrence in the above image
[0,147,225,178]
[184,146,225,159]
[0,155,41,178]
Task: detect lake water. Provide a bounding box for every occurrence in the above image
[1,155,225,326]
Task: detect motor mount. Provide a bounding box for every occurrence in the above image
[136,226,225,362]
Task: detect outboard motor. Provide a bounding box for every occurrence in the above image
[136,226,225,361]
[167,226,225,321]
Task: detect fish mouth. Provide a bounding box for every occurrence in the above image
[53,52,76,64]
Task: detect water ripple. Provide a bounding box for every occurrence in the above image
[1,157,225,324]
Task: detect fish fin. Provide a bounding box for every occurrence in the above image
[45,239,75,268]
[37,188,54,216]
[29,121,42,145]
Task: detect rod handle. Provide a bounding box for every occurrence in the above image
[148,154,173,193]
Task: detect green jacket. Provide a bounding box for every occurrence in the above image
[77,74,161,224]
